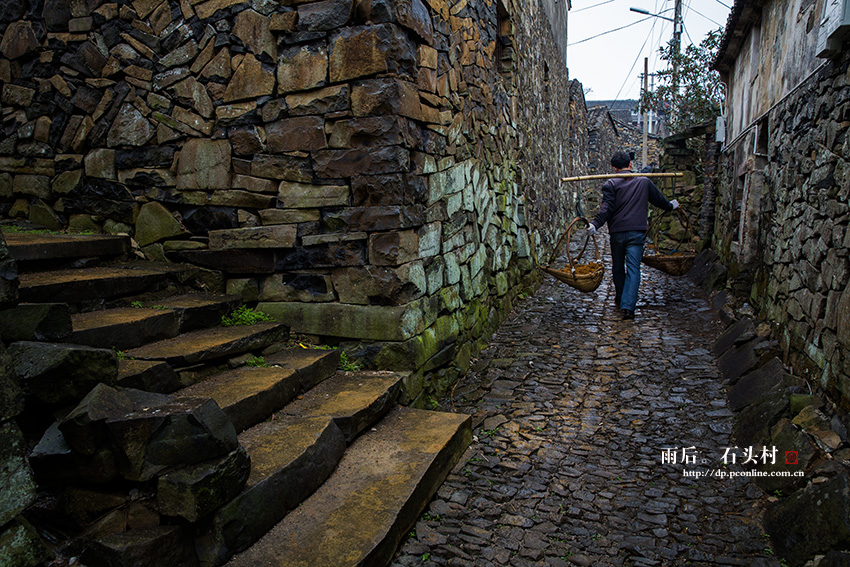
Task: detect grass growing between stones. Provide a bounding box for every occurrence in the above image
[245,355,268,367]
[222,305,275,326]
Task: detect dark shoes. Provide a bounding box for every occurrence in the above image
[621,309,635,320]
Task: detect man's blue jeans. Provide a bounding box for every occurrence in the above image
[609,230,646,311]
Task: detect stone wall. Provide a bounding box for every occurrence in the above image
[0,0,584,404]
[714,48,850,409]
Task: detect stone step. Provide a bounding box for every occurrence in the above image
[124,323,289,368]
[116,359,182,394]
[143,293,242,333]
[4,232,130,264]
[70,307,180,351]
[225,407,471,567]
[195,370,407,566]
[176,349,339,433]
[17,263,193,305]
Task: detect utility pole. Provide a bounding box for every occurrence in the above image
[672,0,683,95]
[642,57,648,169]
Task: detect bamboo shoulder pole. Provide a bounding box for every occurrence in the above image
[560,172,686,183]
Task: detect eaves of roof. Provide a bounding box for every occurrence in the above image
[712,0,766,73]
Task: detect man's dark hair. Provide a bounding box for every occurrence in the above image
[611,151,631,169]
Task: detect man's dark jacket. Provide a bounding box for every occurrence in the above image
[591,172,674,233]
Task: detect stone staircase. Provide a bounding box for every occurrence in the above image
[3,231,471,567]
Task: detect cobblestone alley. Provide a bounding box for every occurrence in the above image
[391,240,779,567]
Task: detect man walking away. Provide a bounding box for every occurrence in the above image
[587,151,679,320]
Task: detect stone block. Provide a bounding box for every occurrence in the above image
[331,264,425,305]
[716,339,759,385]
[351,174,425,206]
[751,418,819,493]
[106,397,238,481]
[82,526,196,567]
[277,43,328,93]
[252,154,313,182]
[176,139,231,190]
[351,78,422,119]
[0,422,36,527]
[329,23,414,83]
[59,383,135,456]
[58,487,127,529]
[0,303,72,343]
[135,201,189,247]
[29,421,119,486]
[108,104,155,147]
[397,0,433,43]
[764,473,850,566]
[727,358,803,412]
[298,0,352,31]
[209,225,297,250]
[12,174,50,199]
[324,205,424,232]
[732,390,789,449]
[9,342,118,407]
[232,174,275,194]
[276,241,366,269]
[278,181,349,208]
[285,84,349,117]
[1,84,35,107]
[267,116,326,152]
[259,209,320,224]
[84,149,116,180]
[0,21,40,60]
[233,8,276,59]
[259,273,336,302]
[328,116,407,148]
[209,191,276,209]
[230,127,265,156]
[258,296,436,341]
[0,519,50,567]
[224,54,275,103]
[157,446,250,522]
[369,229,419,265]
[314,146,410,178]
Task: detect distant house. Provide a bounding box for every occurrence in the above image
[711,0,850,408]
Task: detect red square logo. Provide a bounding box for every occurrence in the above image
[785,451,799,465]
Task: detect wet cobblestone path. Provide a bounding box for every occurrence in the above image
[392,252,780,566]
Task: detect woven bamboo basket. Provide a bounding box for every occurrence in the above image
[642,208,696,276]
[541,217,604,292]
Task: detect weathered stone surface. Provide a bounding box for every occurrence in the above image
[732,390,789,448]
[332,264,425,305]
[117,359,182,394]
[259,273,335,302]
[369,229,420,265]
[298,0,352,31]
[278,181,348,208]
[177,139,231,190]
[0,21,40,60]
[252,154,312,182]
[712,318,756,356]
[9,342,118,407]
[726,357,803,412]
[267,116,326,152]
[329,24,414,83]
[29,421,119,486]
[0,303,71,343]
[105,397,238,481]
[258,297,433,341]
[233,9,276,59]
[351,174,426,206]
[397,0,433,43]
[315,146,410,178]
[764,473,850,565]
[107,104,155,148]
[82,526,196,567]
[716,339,759,385]
[157,446,250,522]
[277,43,328,93]
[224,54,275,103]
[351,78,422,119]
[0,519,50,567]
[59,384,135,456]
[209,225,297,250]
[329,116,408,148]
[276,240,366,269]
[752,418,818,493]
[135,201,189,247]
[285,84,348,117]
[0,422,36,527]
[171,77,214,118]
[325,205,424,231]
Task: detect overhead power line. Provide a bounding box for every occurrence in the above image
[572,0,617,13]
[569,16,653,46]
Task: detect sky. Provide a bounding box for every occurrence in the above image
[567,0,733,102]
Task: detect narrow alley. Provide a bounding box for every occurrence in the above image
[392,238,777,567]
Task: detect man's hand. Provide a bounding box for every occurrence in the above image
[671,199,680,210]
[587,223,597,235]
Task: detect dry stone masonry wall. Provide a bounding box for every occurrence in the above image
[715,49,850,410]
[0,0,584,404]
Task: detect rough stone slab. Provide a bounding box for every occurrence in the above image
[125,323,289,367]
[9,341,117,407]
[726,357,803,412]
[0,302,72,342]
[4,232,129,262]
[226,407,471,567]
[71,307,180,350]
[278,370,405,441]
[263,347,340,391]
[716,339,759,385]
[732,389,790,448]
[0,422,36,527]
[712,318,755,356]
[196,416,346,566]
[158,446,250,522]
[29,421,119,486]
[177,366,301,432]
[167,249,277,275]
[0,519,50,567]
[82,526,197,567]
[117,358,182,393]
[17,264,191,304]
[209,225,297,250]
[752,418,818,493]
[59,383,135,456]
[764,473,850,565]
[257,299,433,341]
[106,396,238,482]
[148,293,241,333]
